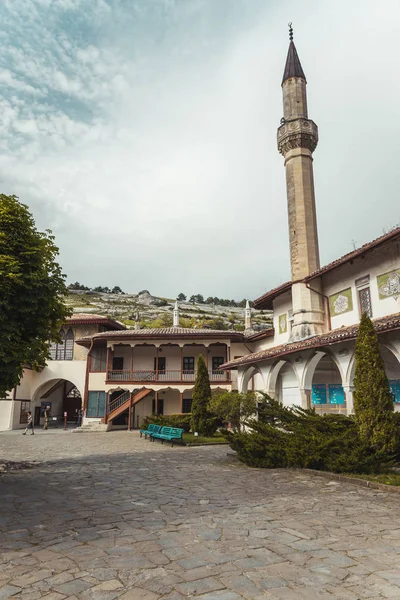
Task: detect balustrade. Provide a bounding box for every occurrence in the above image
[106,368,229,382]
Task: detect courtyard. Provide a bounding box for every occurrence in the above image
[0,432,399,599]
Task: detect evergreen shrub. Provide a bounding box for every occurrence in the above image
[190,354,218,436]
[222,396,394,474]
[353,313,397,453]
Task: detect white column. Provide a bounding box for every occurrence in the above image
[343,385,354,415]
[244,300,252,331]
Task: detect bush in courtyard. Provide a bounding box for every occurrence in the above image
[190,354,218,436]
[144,413,191,432]
[222,395,394,474]
[353,313,397,454]
[209,390,258,430]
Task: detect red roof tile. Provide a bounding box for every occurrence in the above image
[220,312,400,369]
[67,313,125,330]
[254,226,400,310]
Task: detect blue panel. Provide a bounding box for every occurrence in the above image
[312,384,327,405]
[389,380,400,403]
[328,384,345,405]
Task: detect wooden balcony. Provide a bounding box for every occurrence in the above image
[106,369,230,383]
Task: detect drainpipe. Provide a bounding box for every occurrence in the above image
[305,282,331,331]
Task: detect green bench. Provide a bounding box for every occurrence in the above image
[150,426,184,446]
[140,423,162,439]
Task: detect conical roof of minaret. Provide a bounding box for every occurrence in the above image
[282,41,306,85]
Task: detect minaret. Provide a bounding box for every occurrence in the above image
[244,300,252,331]
[135,312,141,330]
[278,24,325,340]
[278,23,320,280]
[173,301,180,327]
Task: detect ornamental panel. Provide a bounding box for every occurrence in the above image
[329,288,353,316]
[278,313,288,334]
[377,269,400,301]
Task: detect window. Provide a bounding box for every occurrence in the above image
[183,357,194,372]
[91,346,107,372]
[358,287,372,318]
[49,329,74,361]
[182,398,192,413]
[212,357,224,373]
[356,275,372,318]
[154,357,166,373]
[20,401,30,424]
[112,357,124,371]
[87,391,106,418]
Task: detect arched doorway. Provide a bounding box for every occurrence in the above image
[347,344,400,411]
[32,379,83,427]
[307,354,345,414]
[273,362,301,407]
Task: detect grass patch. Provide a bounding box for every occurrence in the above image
[183,432,227,445]
[350,472,400,486]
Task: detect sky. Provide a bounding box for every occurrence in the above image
[1,0,399,300]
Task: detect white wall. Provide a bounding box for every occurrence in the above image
[276,363,301,407]
[272,292,293,345]
[322,242,400,329]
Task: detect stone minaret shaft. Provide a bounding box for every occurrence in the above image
[277,33,320,281]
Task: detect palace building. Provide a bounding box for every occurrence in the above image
[2,28,400,430]
[220,29,400,413]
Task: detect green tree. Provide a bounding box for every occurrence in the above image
[112,286,124,294]
[353,313,397,453]
[210,391,257,430]
[0,194,71,398]
[190,354,217,436]
[177,293,186,301]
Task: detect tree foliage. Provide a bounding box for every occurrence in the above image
[209,390,257,430]
[353,313,397,453]
[0,195,71,398]
[190,354,217,436]
[223,395,394,473]
[177,293,186,301]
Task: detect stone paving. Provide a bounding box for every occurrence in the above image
[0,431,400,599]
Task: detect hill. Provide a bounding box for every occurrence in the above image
[66,289,272,331]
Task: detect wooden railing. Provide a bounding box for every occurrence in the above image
[107,390,130,414]
[312,403,347,414]
[107,369,230,382]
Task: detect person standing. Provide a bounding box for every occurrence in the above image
[22,411,34,435]
[43,405,51,430]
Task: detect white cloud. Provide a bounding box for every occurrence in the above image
[0,0,399,300]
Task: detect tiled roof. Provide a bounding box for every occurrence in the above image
[254,226,400,310]
[282,41,306,84]
[67,313,126,330]
[220,312,400,370]
[76,327,244,346]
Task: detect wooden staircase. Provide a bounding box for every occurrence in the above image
[105,388,151,424]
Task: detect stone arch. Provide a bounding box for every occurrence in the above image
[267,360,292,395]
[273,360,301,407]
[31,378,84,426]
[241,365,265,393]
[32,377,83,404]
[346,342,400,388]
[302,350,345,391]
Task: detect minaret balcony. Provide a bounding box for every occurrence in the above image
[277,118,318,155]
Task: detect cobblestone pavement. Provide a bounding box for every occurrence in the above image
[0,431,400,599]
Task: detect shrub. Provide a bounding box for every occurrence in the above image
[209,391,257,430]
[191,354,218,436]
[144,413,192,432]
[222,396,394,474]
[353,313,397,453]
